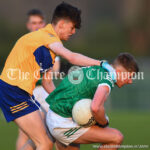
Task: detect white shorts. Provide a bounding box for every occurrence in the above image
[46,109,90,146]
[33,86,49,112]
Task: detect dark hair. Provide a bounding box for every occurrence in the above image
[27,9,44,20]
[51,2,81,29]
[113,53,139,73]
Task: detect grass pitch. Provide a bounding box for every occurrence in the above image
[0,111,150,150]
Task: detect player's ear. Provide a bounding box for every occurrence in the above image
[58,20,65,29]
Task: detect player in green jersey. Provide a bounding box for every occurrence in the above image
[46,53,139,150]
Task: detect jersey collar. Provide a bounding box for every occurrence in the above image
[42,24,59,38]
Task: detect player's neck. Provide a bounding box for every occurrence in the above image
[52,23,60,38]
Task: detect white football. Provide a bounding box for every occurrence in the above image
[72,99,96,127]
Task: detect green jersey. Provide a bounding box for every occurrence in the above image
[46,66,114,117]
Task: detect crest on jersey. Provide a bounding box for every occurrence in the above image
[68,66,84,84]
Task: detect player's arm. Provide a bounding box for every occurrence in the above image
[42,69,55,94]
[49,42,100,66]
[53,56,60,73]
[91,85,110,126]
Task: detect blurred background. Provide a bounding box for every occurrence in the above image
[0,0,150,149]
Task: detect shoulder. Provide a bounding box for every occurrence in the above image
[101,72,114,89]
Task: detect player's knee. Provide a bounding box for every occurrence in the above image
[113,131,124,144]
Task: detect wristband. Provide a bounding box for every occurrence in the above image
[100,60,117,83]
[96,120,109,128]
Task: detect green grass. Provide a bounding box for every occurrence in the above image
[0,111,150,150]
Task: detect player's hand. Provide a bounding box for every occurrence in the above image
[100,60,117,82]
[96,114,109,128]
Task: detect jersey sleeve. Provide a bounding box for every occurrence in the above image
[43,33,62,47]
[98,74,114,94]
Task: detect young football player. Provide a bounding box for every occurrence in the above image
[26,9,46,32]
[16,9,49,150]
[46,53,139,150]
[0,2,115,150]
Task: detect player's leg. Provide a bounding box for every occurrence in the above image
[17,111,48,150]
[14,110,53,150]
[46,109,121,150]
[16,111,46,150]
[16,86,48,150]
[73,125,124,150]
[18,139,36,150]
[18,108,55,150]
[16,129,28,150]
[16,129,34,150]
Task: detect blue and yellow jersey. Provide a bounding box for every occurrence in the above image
[0,24,61,95]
